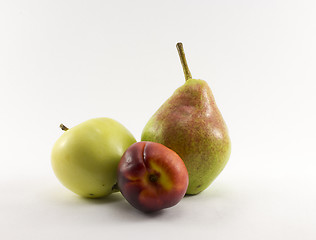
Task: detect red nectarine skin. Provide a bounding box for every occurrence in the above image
[117,141,189,213]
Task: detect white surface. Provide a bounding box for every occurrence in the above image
[1,0,316,239]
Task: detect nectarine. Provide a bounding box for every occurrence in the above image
[117,141,188,213]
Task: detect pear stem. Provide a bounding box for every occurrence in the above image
[176,42,192,81]
[60,124,69,131]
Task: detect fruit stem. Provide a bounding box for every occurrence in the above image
[149,174,159,183]
[176,42,192,81]
[60,124,69,131]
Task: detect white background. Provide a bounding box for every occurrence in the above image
[1,0,316,239]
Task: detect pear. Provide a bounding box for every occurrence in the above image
[141,43,231,195]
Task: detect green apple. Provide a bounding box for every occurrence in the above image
[51,117,136,198]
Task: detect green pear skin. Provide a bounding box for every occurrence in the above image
[141,43,231,195]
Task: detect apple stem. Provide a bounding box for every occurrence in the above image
[176,42,192,81]
[60,124,69,131]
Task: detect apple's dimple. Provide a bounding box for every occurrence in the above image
[117,141,188,213]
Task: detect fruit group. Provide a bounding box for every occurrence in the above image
[51,118,136,198]
[117,141,188,213]
[141,43,231,195]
